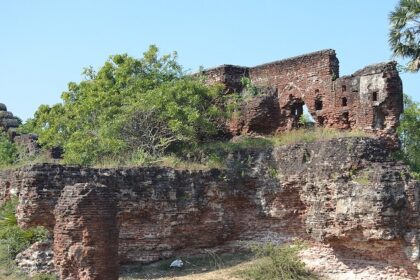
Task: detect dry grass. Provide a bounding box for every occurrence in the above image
[119,243,318,280]
[120,261,253,280]
[3,128,371,171]
[269,127,369,146]
[119,251,253,280]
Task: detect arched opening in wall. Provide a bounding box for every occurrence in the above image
[374,108,385,129]
[291,102,303,118]
[290,101,304,129]
[342,97,348,107]
[288,98,314,129]
[372,91,378,101]
[342,85,347,92]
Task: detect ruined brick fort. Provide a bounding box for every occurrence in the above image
[1,50,419,280]
[202,49,403,147]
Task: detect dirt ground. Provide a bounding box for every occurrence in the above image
[119,251,254,280]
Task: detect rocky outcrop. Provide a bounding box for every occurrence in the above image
[15,241,54,276]
[53,183,119,280]
[0,103,45,159]
[0,103,21,135]
[1,137,419,278]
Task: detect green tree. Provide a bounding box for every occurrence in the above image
[398,95,420,178]
[23,46,225,165]
[389,0,420,72]
[0,132,17,167]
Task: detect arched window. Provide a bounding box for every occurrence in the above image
[342,97,347,107]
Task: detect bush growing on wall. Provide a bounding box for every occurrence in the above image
[0,132,17,167]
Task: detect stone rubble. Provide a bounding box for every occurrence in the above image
[15,241,54,277]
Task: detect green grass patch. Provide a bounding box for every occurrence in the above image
[241,242,317,280]
[351,169,372,185]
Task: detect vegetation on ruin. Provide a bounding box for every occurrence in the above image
[0,41,416,173]
[389,0,420,72]
[92,127,369,170]
[0,44,369,170]
[351,169,373,185]
[241,242,317,280]
[0,198,55,280]
[21,45,227,166]
[0,132,18,167]
[397,94,420,179]
[178,128,369,169]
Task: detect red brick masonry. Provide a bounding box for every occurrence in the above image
[201,50,403,147]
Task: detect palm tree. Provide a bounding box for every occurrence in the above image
[389,0,420,72]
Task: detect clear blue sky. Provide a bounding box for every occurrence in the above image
[0,0,418,121]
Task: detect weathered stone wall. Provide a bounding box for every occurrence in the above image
[248,50,338,132]
[4,164,281,263]
[54,183,119,280]
[199,65,248,93]
[201,50,403,147]
[1,137,419,277]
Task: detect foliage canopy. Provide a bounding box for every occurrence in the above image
[389,0,420,72]
[23,45,226,165]
[398,95,420,178]
[0,133,17,167]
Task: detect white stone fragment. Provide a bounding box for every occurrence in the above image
[170,259,184,268]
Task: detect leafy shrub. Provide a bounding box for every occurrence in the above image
[298,113,314,127]
[398,95,420,179]
[242,242,316,280]
[240,77,259,98]
[23,46,226,166]
[0,132,17,167]
[0,199,49,260]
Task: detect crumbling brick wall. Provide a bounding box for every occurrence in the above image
[331,62,403,146]
[53,183,119,280]
[201,50,403,147]
[1,138,420,276]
